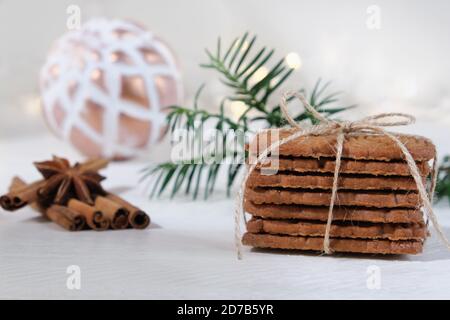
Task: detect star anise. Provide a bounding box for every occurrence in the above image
[34,156,105,205]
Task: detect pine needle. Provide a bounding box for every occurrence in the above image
[141,33,355,199]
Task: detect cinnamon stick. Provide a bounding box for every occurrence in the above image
[9,178,107,231]
[46,205,86,231]
[8,177,48,216]
[94,196,129,229]
[106,193,150,229]
[1,179,46,211]
[68,199,110,231]
[0,158,108,212]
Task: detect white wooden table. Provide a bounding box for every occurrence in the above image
[1,128,450,299]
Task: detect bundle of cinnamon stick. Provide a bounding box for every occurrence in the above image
[0,157,150,231]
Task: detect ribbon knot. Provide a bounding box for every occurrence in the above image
[281,90,416,134]
[235,91,449,259]
[337,121,355,133]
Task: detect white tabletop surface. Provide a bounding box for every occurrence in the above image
[1,128,450,300]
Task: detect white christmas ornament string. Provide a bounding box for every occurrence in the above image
[40,18,183,159]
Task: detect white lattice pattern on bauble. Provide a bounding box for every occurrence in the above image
[40,18,183,158]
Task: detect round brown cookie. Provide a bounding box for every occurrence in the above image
[255,157,431,177]
[247,218,427,241]
[244,202,424,224]
[247,171,423,191]
[245,188,421,208]
[250,130,435,161]
[242,233,423,255]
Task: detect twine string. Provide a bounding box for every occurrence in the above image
[323,130,344,254]
[235,90,449,259]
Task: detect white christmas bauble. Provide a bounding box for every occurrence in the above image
[40,18,183,159]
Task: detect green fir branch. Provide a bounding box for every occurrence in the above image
[142,33,355,199]
[436,155,450,203]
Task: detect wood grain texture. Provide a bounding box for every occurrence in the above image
[0,134,449,299]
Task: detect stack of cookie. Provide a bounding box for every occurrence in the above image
[243,130,435,255]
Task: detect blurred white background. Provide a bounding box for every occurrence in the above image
[1,0,450,138]
[1,1,450,300]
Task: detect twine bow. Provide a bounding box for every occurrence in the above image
[235,91,450,258]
